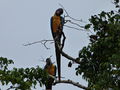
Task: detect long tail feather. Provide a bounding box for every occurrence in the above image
[55,43,61,81]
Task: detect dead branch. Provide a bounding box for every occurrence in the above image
[53,79,89,90]
[64,25,85,31]
[69,21,84,28]
[23,39,81,64]
[58,3,95,34]
[61,50,81,64]
[55,42,81,64]
[64,24,94,34]
[59,3,86,23]
[23,40,54,49]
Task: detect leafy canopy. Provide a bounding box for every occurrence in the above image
[0,57,48,90]
[76,1,120,89]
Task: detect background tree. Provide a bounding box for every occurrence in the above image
[76,0,120,89]
[0,57,48,90]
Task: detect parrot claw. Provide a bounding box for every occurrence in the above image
[59,44,62,49]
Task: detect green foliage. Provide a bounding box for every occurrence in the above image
[0,57,14,70]
[0,57,48,90]
[114,0,120,8]
[85,24,92,29]
[76,2,120,89]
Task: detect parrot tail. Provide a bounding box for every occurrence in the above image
[55,44,61,81]
[45,77,54,90]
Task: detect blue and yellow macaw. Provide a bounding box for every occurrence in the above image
[44,58,56,90]
[50,8,65,81]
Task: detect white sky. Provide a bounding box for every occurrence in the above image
[0,0,115,90]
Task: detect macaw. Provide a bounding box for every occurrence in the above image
[50,8,65,81]
[44,58,56,90]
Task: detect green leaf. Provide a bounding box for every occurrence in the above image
[85,24,91,29]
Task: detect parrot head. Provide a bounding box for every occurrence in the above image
[55,8,63,16]
[46,58,52,65]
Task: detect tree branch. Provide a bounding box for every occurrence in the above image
[59,3,86,23]
[23,40,54,49]
[64,25,85,31]
[23,39,81,64]
[69,21,85,28]
[58,3,93,33]
[60,49,81,64]
[53,80,89,90]
[56,43,81,64]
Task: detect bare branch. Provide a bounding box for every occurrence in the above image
[56,43,81,64]
[58,3,94,34]
[64,25,85,31]
[23,39,80,64]
[60,49,81,64]
[23,40,54,49]
[63,52,80,64]
[59,3,86,23]
[69,21,84,28]
[39,56,46,62]
[64,25,94,35]
[53,80,89,90]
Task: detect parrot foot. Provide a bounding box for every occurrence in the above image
[59,44,62,49]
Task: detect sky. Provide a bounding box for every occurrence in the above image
[0,0,115,90]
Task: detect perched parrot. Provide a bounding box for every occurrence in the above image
[50,8,65,81]
[44,58,56,90]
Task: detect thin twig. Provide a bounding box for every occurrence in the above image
[39,56,46,62]
[23,40,54,49]
[64,25,94,34]
[64,25,86,31]
[58,3,93,33]
[69,21,84,28]
[53,79,89,90]
[39,55,54,63]
[24,39,81,64]
[59,3,86,23]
